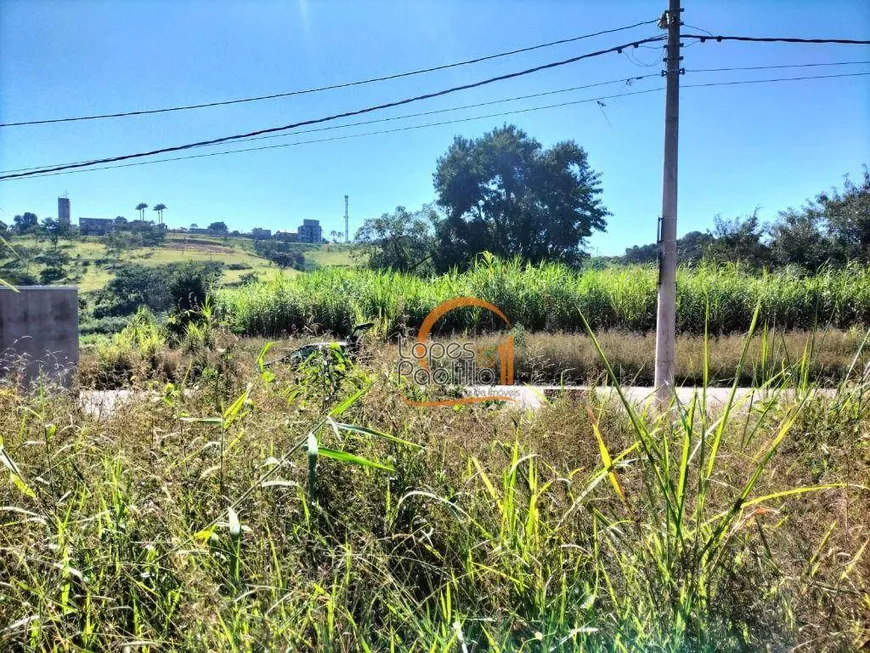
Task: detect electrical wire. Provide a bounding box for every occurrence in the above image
[2,88,668,180]
[9,60,866,176]
[0,35,666,180]
[688,60,870,73]
[1,74,660,174]
[8,70,868,181]
[681,22,714,49]
[683,23,713,37]
[0,19,659,128]
[683,34,870,46]
[685,70,870,88]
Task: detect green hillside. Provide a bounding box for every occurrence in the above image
[1,232,357,293]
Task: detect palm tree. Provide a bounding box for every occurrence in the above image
[135,202,148,221]
[153,203,167,224]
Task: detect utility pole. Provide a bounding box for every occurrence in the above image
[344,195,349,243]
[654,0,682,404]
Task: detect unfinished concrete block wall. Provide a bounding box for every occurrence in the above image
[0,287,79,384]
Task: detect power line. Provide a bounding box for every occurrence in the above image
[9,60,866,175]
[684,34,870,46]
[0,19,658,128]
[8,70,868,181]
[2,74,660,174]
[685,70,870,88]
[689,60,870,73]
[2,88,667,180]
[7,63,866,177]
[0,35,666,180]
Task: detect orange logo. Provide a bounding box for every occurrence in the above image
[398,297,515,407]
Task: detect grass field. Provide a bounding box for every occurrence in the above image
[2,321,868,650]
[306,243,356,268]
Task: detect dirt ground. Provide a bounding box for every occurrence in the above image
[165,240,235,254]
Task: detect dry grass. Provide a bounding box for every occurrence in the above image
[491,328,868,386]
[346,328,869,389]
[76,325,869,390]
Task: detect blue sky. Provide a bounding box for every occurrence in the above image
[0,0,868,255]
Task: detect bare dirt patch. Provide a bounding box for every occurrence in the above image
[165,240,235,254]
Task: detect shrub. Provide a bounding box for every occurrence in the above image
[253,240,307,270]
[93,264,174,317]
[39,265,66,284]
[79,316,128,336]
[93,262,224,319]
[92,341,136,388]
[115,307,167,361]
[0,268,38,285]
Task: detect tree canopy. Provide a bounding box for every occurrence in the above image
[810,167,870,264]
[354,205,436,272]
[432,125,609,271]
[13,212,39,234]
[617,167,869,272]
[41,217,69,250]
[704,212,771,268]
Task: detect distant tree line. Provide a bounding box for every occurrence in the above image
[2,212,73,244]
[253,240,309,270]
[620,168,869,270]
[105,219,167,253]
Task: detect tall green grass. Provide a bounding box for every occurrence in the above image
[217,258,870,337]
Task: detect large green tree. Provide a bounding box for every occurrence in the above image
[354,205,436,272]
[13,212,39,234]
[432,125,609,270]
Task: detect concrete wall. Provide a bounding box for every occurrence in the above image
[0,287,79,385]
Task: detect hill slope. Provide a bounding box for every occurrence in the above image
[1,232,358,292]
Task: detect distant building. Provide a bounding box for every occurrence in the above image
[251,227,272,239]
[298,219,322,243]
[58,197,71,226]
[79,217,115,236]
